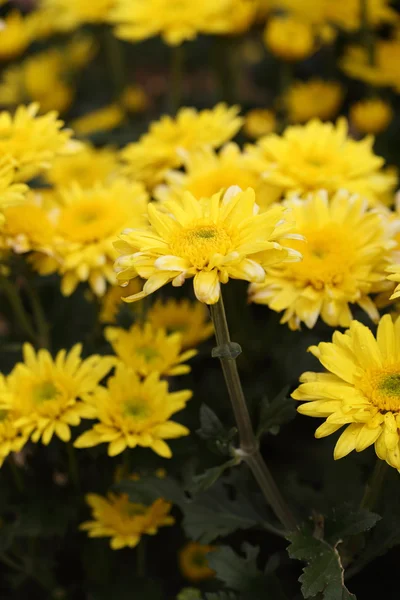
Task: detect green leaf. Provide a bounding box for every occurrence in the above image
[205,593,237,600]
[177,588,202,600]
[324,505,381,545]
[116,474,186,507]
[198,404,226,440]
[287,527,356,600]
[347,516,400,576]
[190,458,238,493]
[256,387,296,438]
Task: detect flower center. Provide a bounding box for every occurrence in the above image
[170,223,232,269]
[58,198,127,243]
[191,551,208,568]
[32,381,59,404]
[358,366,400,412]
[123,397,150,420]
[135,346,160,362]
[0,409,8,422]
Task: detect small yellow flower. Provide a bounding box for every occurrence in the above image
[74,366,192,457]
[147,299,214,349]
[0,11,33,61]
[244,108,277,139]
[114,187,300,305]
[264,16,315,62]
[99,280,143,324]
[81,493,174,550]
[341,40,400,92]
[284,79,343,123]
[0,375,28,467]
[120,85,149,113]
[39,0,116,31]
[105,322,197,376]
[293,315,400,469]
[71,104,125,136]
[0,159,27,226]
[350,99,393,135]
[246,118,397,206]
[120,103,243,189]
[7,343,114,446]
[0,103,73,182]
[179,542,216,582]
[250,189,395,330]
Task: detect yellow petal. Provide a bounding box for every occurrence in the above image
[355,424,382,452]
[55,421,71,442]
[334,423,363,459]
[74,429,102,448]
[193,270,220,304]
[151,439,172,458]
[108,436,127,456]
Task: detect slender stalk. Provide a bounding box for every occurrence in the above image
[277,61,292,133]
[213,37,239,105]
[24,281,50,350]
[360,459,388,511]
[136,538,146,577]
[102,25,126,99]
[67,442,80,490]
[360,0,375,67]
[209,294,297,532]
[8,458,24,493]
[0,276,36,342]
[168,44,185,113]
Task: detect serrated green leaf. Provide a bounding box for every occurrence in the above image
[256,387,296,438]
[324,505,381,545]
[198,404,226,440]
[190,458,238,493]
[346,517,400,576]
[287,527,356,600]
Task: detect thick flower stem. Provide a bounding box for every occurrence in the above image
[209,294,297,533]
[360,459,388,511]
[24,281,51,350]
[168,44,185,113]
[0,276,36,343]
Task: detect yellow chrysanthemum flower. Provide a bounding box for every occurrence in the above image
[244,108,277,139]
[0,103,74,182]
[71,104,125,136]
[264,16,315,62]
[0,159,27,226]
[45,142,118,188]
[34,180,149,297]
[250,190,395,330]
[7,343,114,446]
[147,299,214,349]
[99,280,143,323]
[246,118,396,206]
[179,542,216,582]
[120,85,149,114]
[154,143,278,210]
[284,79,343,124]
[38,0,116,30]
[81,493,174,549]
[212,0,259,35]
[120,104,243,189]
[114,186,300,305]
[293,315,400,469]
[0,375,28,467]
[105,323,197,376]
[350,99,393,136]
[0,11,33,61]
[341,41,400,93]
[74,366,192,457]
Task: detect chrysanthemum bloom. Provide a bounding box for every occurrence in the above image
[0,160,27,226]
[104,323,197,376]
[71,104,125,136]
[39,0,116,31]
[147,299,214,349]
[244,109,277,139]
[36,180,149,296]
[0,11,34,61]
[292,315,400,468]
[120,104,243,189]
[284,79,343,124]
[114,186,301,305]
[246,118,396,206]
[0,103,74,182]
[179,542,216,582]
[7,344,114,445]
[350,99,393,136]
[0,375,28,467]
[263,16,315,62]
[45,142,118,188]
[74,366,192,457]
[154,143,279,210]
[80,493,174,549]
[341,41,400,92]
[250,190,395,330]
[210,0,258,35]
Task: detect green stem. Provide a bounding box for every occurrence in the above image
[67,442,80,490]
[278,61,292,133]
[360,0,375,67]
[0,276,36,342]
[24,281,50,350]
[360,459,388,511]
[168,44,185,113]
[8,458,24,493]
[209,294,297,533]
[102,25,126,100]
[213,37,239,104]
[136,538,146,577]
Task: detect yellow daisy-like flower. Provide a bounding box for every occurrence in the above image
[246,118,396,206]
[7,343,114,446]
[147,299,214,349]
[350,99,393,136]
[0,11,34,61]
[0,375,28,467]
[0,103,74,182]
[244,108,277,139]
[74,366,192,457]
[120,104,243,189]
[38,0,116,30]
[70,104,125,137]
[0,159,27,226]
[293,315,400,469]
[120,85,149,114]
[154,143,278,210]
[179,542,216,582]
[284,79,343,124]
[341,41,400,93]
[264,16,316,62]
[99,280,143,324]
[81,493,174,550]
[114,186,300,305]
[104,323,197,377]
[250,190,395,330]
[45,142,118,188]
[38,180,149,297]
